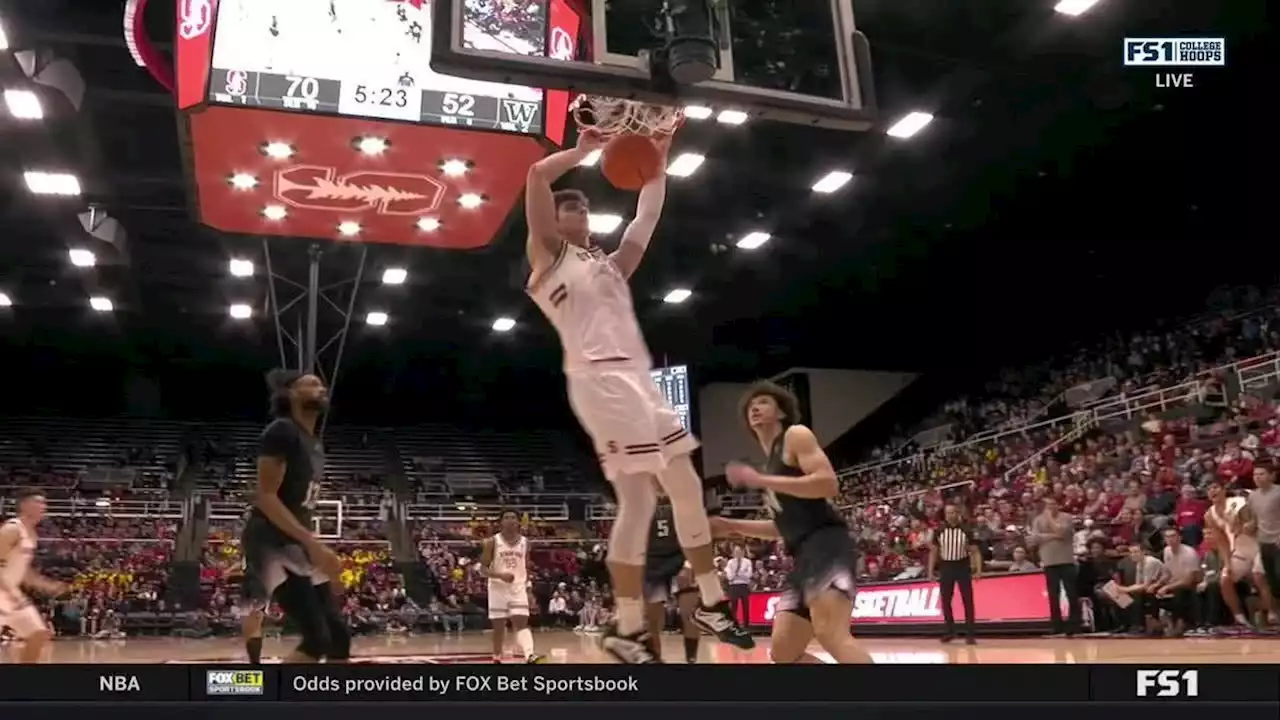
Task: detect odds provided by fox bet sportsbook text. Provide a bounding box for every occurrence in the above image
[290,672,638,697]
[0,665,1277,704]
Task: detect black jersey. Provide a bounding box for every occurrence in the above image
[648,502,682,560]
[646,486,722,565]
[763,429,846,549]
[245,418,324,546]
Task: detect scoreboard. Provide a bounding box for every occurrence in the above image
[206,0,548,135]
[651,365,692,430]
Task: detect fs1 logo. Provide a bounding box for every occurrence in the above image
[1124,38,1226,66]
[1136,669,1199,698]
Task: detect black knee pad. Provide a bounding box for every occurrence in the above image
[278,575,331,659]
[315,583,352,660]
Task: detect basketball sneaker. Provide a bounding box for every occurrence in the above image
[599,625,659,664]
[526,654,548,664]
[692,601,755,649]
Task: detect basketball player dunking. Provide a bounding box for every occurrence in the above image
[0,489,67,663]
[479,510,546,663]
[714,381,873,664]
[239,370,351,663]
[525,131,752,663]
[644,494,714,663]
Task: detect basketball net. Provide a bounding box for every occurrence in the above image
[570,95,684,139]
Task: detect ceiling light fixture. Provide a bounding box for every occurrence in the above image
[811,171,853,194]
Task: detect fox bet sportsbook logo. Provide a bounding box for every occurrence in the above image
[206,670,264,696]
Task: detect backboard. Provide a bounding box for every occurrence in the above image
[430,0,877,131]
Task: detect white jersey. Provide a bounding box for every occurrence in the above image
[1,518,36,589]
[488,533,528,590]
[1206,497,1247,545]
[527,242,653,372]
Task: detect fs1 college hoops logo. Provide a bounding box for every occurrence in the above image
[1123,37,1224,90]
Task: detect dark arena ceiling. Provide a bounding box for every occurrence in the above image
[0,0,1271,423]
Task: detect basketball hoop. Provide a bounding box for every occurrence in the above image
[570,95,684,140]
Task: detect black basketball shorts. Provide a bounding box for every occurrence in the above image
[240,523,329,611]
[643,552,693,604]
[775,526,857,621]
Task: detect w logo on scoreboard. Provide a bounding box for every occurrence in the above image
[500,100,539,131]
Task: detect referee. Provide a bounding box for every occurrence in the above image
[928,504,980,645]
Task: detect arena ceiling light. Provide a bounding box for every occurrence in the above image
[89,296,113,313]
[716,110,748,126]
[381,267,407,285]
[356,137,388,155]
[663,288,692,304]
[4,89,43,120]
[736,231,772,250]
[338,221,361,237]
[492,317,516,332]
[886,111,934,139]
[228,303,252,320]
[24,171,81,196]
[365,311,388,326]
[229,173,258,190]
[416,217,441,232]
[666,153,705,178]
[457,193,484,209]
[1054,0,1100,16]
[68,248,96,267]
[578,149,601,167]
[683,105,713,120]
[588,213,623,234]
[440,159,469,177]
[0,20,8,51]
[811,170,853,194]
[262,142,294,159]
[229,258,255,278]
[262,205,288,220]
[0,292,12,308]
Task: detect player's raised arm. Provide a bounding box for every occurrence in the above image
[726,426,839,500]
[610,137,670,279]
[525,132,604,259]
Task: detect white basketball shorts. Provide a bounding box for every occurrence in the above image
[1230,551,1263,579]
[487,582,530,620]
[0,588,46,639]
[566,366,699,482]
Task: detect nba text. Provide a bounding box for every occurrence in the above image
[98,674,142,693]
[1136,669,1199,698]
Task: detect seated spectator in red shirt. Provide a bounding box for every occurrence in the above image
[1173,484,1208,546]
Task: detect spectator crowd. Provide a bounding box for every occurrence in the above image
[4,285,1279,640]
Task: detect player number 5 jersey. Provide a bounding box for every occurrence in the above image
[527,242,653,371]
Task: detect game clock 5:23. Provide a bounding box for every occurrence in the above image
[337,82,422,121]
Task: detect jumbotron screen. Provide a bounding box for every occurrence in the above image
[651,365,691,430]
[206,0,548,134]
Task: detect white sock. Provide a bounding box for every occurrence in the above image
[515,628,535,658]
[616,597,644,636]
[695,572,725,606]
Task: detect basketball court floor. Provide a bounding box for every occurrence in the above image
[27,631,1280,665]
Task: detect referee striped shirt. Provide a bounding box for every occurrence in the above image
[933,523,974,562]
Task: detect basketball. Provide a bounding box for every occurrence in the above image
[600,134,664,191]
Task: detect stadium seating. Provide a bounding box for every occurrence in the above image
[9,288,1280,637]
